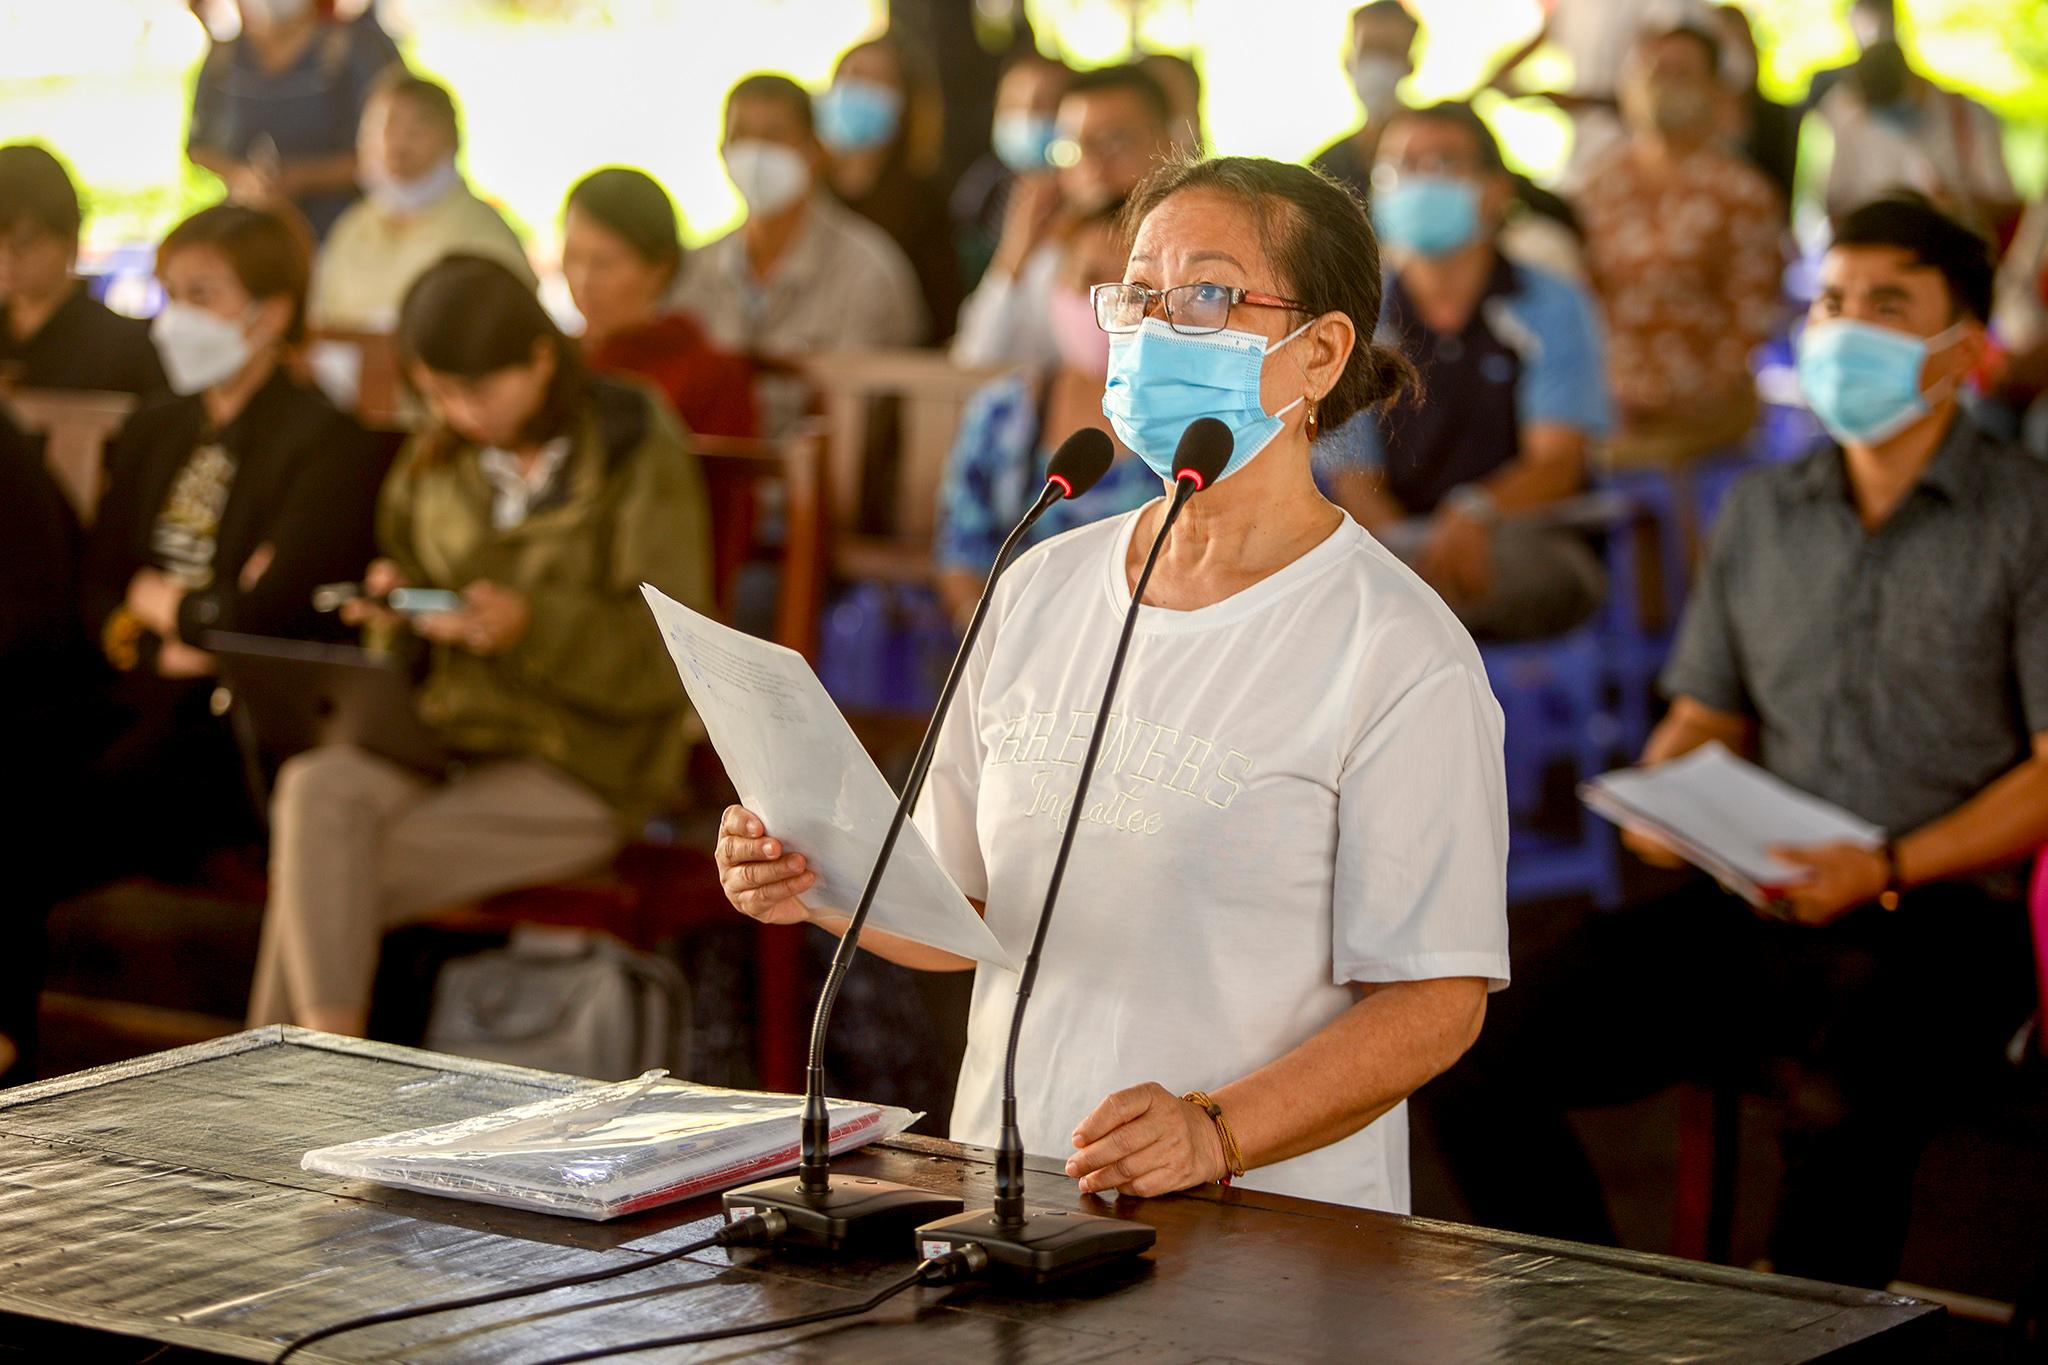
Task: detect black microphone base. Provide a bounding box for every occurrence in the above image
[723,1175,963,1254]
[914,1206,1156,1286]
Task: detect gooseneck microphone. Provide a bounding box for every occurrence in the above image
[917,417,1236,1285]
[723,428,1118,1253]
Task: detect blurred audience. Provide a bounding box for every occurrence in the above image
[563,167,754,440]
[932,199,1158,627]
[0,144,164,395]
[248,255,712,1034]
[1428,196,2048,1290]
[309,70,533,332]
[953,63,1173,369]
[680,73,925,434]
[1573,21,1782,469]
[37,203,383,1049]
[1483,0,1681,189]
[1330,102,1608,640]
[951,50,1071,293]
[1311,1,1422,206]
[1709,3,1797,213]
[817,33,962,340]
[1138,51,1205,157]
[187,0,404,240]
[1810,0,2019,240]
[1991,191,2048,457]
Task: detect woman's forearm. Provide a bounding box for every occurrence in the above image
[1212,977,1487,1171]
[804,905,980,973]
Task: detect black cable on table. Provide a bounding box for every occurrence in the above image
[270,1211,787,1364]
[516,1246,989,1365]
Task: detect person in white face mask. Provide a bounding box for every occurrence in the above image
[1308,1,1421,207]
[677,72,927,436]
[35,204,383,1073]
[310,70,533,331]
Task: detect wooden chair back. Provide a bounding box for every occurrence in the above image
[773,348,1006,582]
[4,388,138,524]
[692,423,829,659]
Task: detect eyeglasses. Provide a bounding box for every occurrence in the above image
[1090,281,1314,335]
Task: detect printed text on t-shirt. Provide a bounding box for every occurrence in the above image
[989,708,1252,836]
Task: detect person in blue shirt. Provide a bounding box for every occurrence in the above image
[932,198,1158,628]
[1325,101,1611,640]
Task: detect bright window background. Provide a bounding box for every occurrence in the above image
[0,0,2042,271]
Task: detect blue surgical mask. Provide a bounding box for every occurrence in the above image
[1101,318,1312,483]
[816,78,903,153]
[1371,175,1481,258]
[992,112,1058,173]
[1795,318,1966,446]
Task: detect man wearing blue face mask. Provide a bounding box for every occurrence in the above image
[679,73,926,435]
[1427,194,2048,1290]
[1327,101,1609,640]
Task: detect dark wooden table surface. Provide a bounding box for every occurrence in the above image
[0,1030,1940,1362]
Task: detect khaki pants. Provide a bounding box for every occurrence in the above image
[247,746,623,1026]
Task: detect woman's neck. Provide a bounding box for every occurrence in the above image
[583,298,658,350]
[1131,436,1341,608]
[202,350,278,429]
[5,276,74,344]
[828,147,890,202]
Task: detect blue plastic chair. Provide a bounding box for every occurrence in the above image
[1481,627,1625,908]
[815,581,953,715]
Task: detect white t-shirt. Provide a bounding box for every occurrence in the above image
[912,504,1511,1213]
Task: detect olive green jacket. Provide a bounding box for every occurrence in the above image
[377,379,711,828]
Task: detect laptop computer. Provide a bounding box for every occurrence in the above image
[211,632,449,776]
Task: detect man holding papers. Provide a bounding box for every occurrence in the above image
[1429,195,2048,1289]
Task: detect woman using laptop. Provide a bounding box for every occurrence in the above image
[246,254,713,1035]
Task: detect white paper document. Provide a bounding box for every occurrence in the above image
[642,586,1013,968]
[1580,743,1885,905]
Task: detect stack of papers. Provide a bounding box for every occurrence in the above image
[1581,743,1885,906]
[303,1073,916,1221]
[640,585,1013,969]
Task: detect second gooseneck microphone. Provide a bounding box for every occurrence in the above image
[721,428,1117,1254]
[916,416,1236,1285]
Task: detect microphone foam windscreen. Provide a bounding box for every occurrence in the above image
[1173,416,1234,488]
[1046,428,1115,498]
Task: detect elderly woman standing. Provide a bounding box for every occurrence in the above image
[717,156,1507,1211]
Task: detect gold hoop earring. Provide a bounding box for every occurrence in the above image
[1305,395,1321,441]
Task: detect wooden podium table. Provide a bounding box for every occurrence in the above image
[0,1030,1939,1362]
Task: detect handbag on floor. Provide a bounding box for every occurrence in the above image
[425,925,691,1081]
